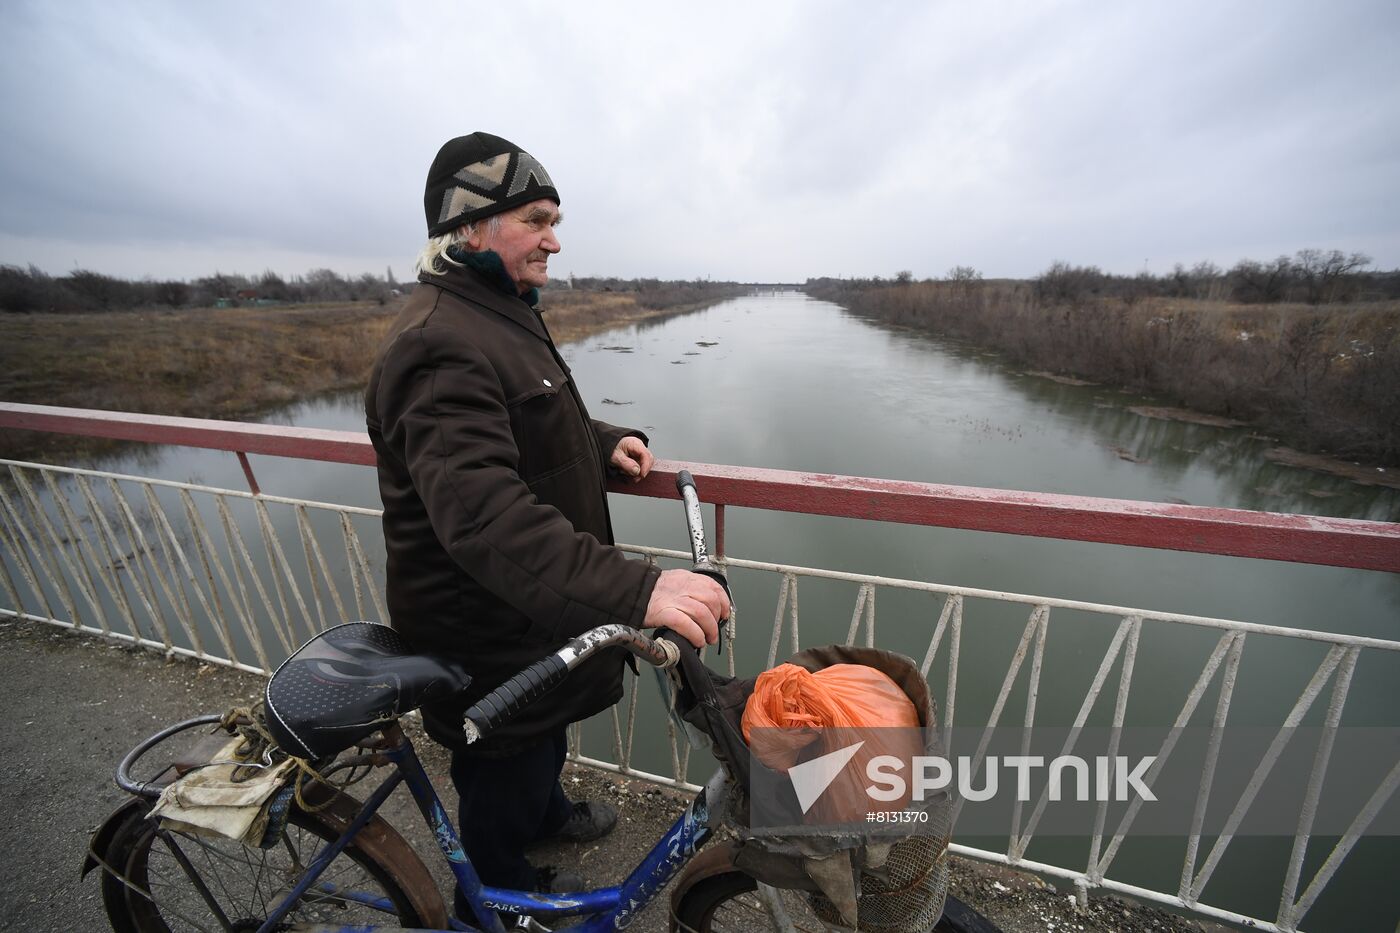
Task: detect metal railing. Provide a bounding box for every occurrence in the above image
[3,403,1399,932]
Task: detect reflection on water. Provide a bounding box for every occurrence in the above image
[843,310,1399,522]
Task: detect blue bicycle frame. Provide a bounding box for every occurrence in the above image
[254,722,721,933]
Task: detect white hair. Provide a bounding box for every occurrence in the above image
[413,215,504,276]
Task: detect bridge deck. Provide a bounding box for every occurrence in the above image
[0,620,1219,933]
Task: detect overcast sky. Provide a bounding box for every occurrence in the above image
[2,1,1397,284]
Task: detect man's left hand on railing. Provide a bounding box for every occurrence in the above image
[609,435,655,484]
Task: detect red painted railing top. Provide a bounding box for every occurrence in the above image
[2,402,1396,573]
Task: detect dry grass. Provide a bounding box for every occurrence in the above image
[0,289,729,464]
[1,302,399,416]
[540,291,661,343]
[806,282,1400,465]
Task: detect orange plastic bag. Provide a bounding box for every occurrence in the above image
[742,663,922,822]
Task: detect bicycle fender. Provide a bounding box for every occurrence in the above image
[81,798,147,879]
[668,841,742,912]
[301,782,450,929]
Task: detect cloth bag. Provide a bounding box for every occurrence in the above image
[149,735,297,847]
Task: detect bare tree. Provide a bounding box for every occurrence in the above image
[0,265,50,313]
[1190,261,1224,300]
[1036,261,1104,305]
[258,271,292,302]
[1292,249,1371,304]
[1229,256,1293,303]
[153,280,190,308]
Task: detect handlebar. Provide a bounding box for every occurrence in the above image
[463,624,680,744]
[675,470,732,605]
[463,471,731,745]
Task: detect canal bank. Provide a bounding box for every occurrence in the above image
[0,618,1229,933]
[0,285,745,468]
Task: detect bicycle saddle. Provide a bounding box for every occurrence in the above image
[264,622,471,760]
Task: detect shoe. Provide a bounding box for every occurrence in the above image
[534,799,619,846]
[533,864,586,893]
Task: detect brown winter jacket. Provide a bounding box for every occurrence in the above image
[365,257,660,752]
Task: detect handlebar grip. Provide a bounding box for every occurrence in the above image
[676,470,696,493]
[463,653,570,741]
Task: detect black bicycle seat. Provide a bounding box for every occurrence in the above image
[264,622,471,759]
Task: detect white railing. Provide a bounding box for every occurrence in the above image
[2,458,1397,932]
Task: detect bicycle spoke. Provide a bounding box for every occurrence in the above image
[235,837,273,919]
[112,813,410,932]
[700,887,831,933]
[141,834,236,933]
[156,832,237,931]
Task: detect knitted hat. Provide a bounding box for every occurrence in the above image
[423,132,559,237]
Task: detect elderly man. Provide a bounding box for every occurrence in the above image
[365,132,729,899]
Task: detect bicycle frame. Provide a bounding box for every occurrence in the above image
[254,720,721,933]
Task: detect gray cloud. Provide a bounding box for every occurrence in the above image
[1,0,1396,283]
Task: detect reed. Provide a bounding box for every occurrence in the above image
[806,280,1400,466]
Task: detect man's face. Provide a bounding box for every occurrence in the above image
[469,198,562,293]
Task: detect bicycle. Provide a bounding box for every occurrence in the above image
[84,471,995,932]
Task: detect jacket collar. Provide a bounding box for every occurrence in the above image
[419,251,549,342]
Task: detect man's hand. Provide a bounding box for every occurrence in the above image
[643,569,729,648]
[609,435,654,484]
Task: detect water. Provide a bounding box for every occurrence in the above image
[47,291,1400,928]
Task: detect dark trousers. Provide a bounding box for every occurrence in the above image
[450,728,573,897]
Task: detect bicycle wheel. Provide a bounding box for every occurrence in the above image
[671,871,997,933]
[671,872,827,933]
[104,802,422,933]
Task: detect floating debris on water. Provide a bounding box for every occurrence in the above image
[682,351,700,356]
[600,398,633,406]
[1128,406,1244,428]
[696,340,718,347]
[1264,447,1400,489]
[670,360,686,365]
[601,345,634,353]
[1024,370,1096,386]
[1105,445,1151,464]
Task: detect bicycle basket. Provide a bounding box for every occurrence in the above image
[671,643,953,927]
[808,834,952,933]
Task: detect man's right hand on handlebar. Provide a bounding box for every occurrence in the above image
[642,569,729,648]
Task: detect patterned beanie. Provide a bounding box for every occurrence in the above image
[423,132,559,237]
